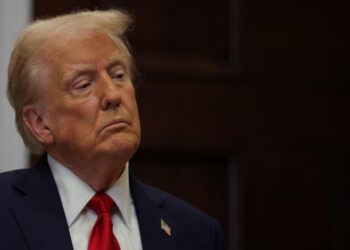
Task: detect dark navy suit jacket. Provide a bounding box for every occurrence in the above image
[0,155,227,250]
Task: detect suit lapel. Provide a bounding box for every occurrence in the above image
[10,156,73,250]
[130,174,177,250]
[10,156,176,250]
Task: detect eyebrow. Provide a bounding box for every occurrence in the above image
[107,54,129,72]
[63,64,95,84]
[106,58,128,73]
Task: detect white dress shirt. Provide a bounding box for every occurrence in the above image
[48,155,143,250]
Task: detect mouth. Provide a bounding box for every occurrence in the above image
[101,118,130,132]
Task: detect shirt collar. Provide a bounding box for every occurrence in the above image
[47,154,133,229]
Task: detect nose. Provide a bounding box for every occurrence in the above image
[99,72,122,110]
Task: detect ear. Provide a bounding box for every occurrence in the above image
[22,105,54,145]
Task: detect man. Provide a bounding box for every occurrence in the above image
[1,10,227,250]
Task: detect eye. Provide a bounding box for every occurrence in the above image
[112,73,124,79]
[77,82,91,89]
[110,67,126,81]
[70,79,93,96]
[74,81,91,90]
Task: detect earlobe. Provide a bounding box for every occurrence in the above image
[22,105,54,145]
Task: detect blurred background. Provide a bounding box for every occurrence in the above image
[1,0,349,249]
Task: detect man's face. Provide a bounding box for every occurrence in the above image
[39,31,141,161]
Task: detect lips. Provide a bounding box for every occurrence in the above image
[101,118,129,132]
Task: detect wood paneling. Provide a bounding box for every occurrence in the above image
[32,0,350,249]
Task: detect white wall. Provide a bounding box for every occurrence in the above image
[0,0,32,172]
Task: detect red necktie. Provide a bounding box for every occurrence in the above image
[88,193,121,250]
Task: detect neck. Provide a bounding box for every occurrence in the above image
[47,152,127,192]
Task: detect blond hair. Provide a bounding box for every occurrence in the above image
[7,10,134,155]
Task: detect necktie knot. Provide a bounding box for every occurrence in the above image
[88,193,115,215]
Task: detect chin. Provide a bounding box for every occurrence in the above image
[99,135,140,159]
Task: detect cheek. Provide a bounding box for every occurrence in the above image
[125,89,140,127]
[124,86,138,110]
[56,106,86,124]
[49,101,97,136]
[61,97,98,119]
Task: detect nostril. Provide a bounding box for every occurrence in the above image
[102,88,122,110]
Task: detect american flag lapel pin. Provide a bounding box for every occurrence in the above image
[160,219,172,237]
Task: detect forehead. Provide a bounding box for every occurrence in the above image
[40,30,129,74]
